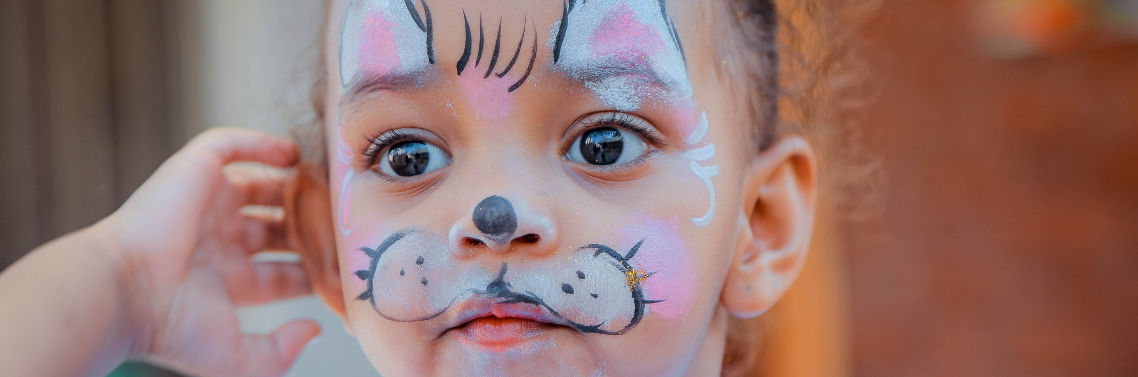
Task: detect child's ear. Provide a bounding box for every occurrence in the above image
[721,137,818,318]
[284,162,347,319]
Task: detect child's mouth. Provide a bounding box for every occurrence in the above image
[455,317,554,351]
[443,300,572,351]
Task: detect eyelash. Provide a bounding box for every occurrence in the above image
[578,112,663,145]
[361,129,419,166]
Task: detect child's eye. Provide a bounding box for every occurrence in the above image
[564,112,655,167]
[378,141,450,177]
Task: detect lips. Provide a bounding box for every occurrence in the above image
[440,295,572,350]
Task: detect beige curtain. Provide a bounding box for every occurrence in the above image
[0,0,185,268]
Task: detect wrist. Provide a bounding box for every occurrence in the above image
[80,218,153,359]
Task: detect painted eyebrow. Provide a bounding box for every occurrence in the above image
[340,71,431,107]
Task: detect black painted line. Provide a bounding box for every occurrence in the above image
[457,10,471,75]
[507,21,538,93]
[476,14,485,67]
[496,16,527,78]
[403,0,426,31]
[484,18,502,78]
[423,0,435,64]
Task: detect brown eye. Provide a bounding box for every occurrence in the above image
[380,141,450,177]
[579,127,624,165]
[568,126,648,166]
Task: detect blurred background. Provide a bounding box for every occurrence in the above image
[1,0,1137,376]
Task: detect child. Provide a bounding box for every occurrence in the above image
[0,0,819,376]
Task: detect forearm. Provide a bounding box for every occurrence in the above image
[0,225,139,377]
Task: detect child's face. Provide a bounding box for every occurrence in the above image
[319,0,779,375]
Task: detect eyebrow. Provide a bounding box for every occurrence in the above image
[340,70,433,107]
[568,57,686,96]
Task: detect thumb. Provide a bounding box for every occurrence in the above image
[229,319,322,377]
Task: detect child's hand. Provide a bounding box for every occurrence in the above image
[94,128,319,376]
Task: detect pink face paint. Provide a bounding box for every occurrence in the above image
[619,214,695,320]
[590,3,666,59]
[455,68,515,121]
[356,8,402,78]
[340,0,431,87]
[548,0,692,111]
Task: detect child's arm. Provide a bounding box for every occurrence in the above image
[0,128,321,377]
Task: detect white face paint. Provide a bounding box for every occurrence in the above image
[340,0,434,87]
[546,0,692,111]
[686,111,717,227]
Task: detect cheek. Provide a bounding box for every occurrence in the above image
[619,214,697,320]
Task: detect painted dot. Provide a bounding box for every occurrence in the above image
[561,283,574,294]
[591,293,599,299]
[422,278,428,286]
[416,256,425,265]
[576,270,586,279]
[400,269,405,276]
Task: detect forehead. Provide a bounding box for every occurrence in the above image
[331,0,693,109]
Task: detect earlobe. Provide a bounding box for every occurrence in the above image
[721,137,818,318]
[284,162,347,318]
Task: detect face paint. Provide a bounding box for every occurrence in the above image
[451,14,539,120]
[547,0,692,111]
[685,111,718,227]
[354,229,661,334]
[619,214,695,319]
[340,0,436,88]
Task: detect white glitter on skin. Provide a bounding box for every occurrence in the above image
[340,0,432,87]
[547,0,692,111]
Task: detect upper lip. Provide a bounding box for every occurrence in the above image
[437,293,571,336]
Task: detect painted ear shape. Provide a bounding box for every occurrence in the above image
[473,195,518,243]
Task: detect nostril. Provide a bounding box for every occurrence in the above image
[463,237,486,247]
[515,233,540,244]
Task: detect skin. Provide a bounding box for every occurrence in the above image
[0,0,816,376]
[290,0,820,376]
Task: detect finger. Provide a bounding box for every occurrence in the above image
[243,216,291,253]
[190,128,299,168]
[228,320,321,377]
[226,163,290,207]
[229,262,314,306]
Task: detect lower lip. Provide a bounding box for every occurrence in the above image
[456,317,548,351]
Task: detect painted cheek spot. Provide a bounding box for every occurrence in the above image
[620,214,696,320]
[356,9,403,77]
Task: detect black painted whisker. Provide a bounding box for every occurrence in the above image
[456,10,471,75]
[507,20,538,93]
[552,0,572,63]
[422,0,435,64]
[484,18,502,78]
[495,16,527,78]
[403,0,425,31]
[476,14,485,67]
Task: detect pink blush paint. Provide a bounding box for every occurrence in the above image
[620,214,696,320]
[456,69,514,121]
[355,9,402,78]
[590,3,666,60]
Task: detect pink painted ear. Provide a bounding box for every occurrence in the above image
[589,3,667,59]
[619,215,696,320]
[356,8,403,78]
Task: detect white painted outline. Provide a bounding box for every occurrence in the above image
[685,111,718,228]
[338,169,355,236]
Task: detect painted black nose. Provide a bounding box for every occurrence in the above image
[473,195,517,243]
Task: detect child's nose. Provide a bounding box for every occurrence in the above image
[449,194,559,258]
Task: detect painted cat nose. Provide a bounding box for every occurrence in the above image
[472,195,517,244]
[449,195,559,257]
